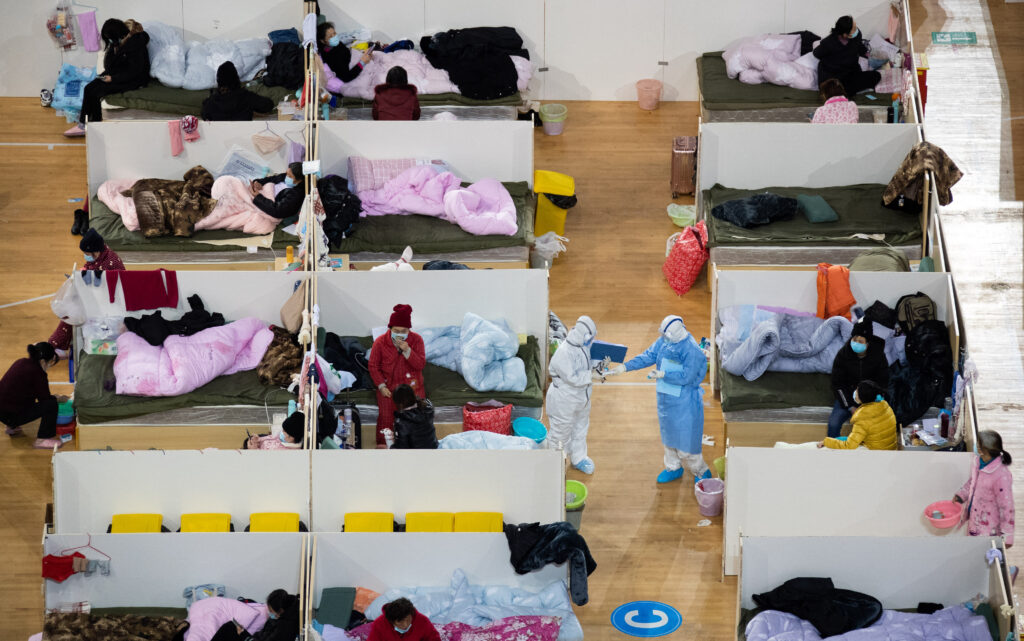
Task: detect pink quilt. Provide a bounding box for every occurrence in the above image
[184,597,268,641]
[443,179,517,236]
[114,317,274,397]
[97,178,140,231]
[348,616,561,641]
[194,176,282,235]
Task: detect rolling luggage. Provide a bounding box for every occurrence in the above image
[671,136,698,198]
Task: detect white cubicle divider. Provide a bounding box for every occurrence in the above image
[317,120,534,186]
[43,533,305,609]
[53,451,311,534]
[310,449,563,531]
[723,448,972,575]
[74,270,308,326]
[739,536,1015,641]
[311,533,567,600]
[86,120,308,195]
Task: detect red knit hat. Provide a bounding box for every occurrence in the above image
[388,304,413,328]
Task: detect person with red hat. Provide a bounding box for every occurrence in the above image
[369,304,426,447]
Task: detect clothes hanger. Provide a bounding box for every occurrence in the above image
[285,130,304,145]
[59,534,112,560]
[71,0,98,11]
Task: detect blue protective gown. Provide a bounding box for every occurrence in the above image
[624,335,707,453]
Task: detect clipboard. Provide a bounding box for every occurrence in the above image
[589,340,628,363]
[656,358,684,396]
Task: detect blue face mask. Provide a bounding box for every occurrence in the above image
[284,177,297,188]
[268,611,278,620]
[849,28,860,38]
[850,340,867,354]
[394,625,411,634]
[84,253,95,262]
[278,432,288,443]
[328,35,341,47]
[392,331,409,341]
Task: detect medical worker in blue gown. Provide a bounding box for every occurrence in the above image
[607,315,711,484]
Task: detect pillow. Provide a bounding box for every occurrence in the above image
[797,194,838,223]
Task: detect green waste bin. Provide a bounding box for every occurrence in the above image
[565,480,587,531]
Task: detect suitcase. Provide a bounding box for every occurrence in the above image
[670,136,698,198]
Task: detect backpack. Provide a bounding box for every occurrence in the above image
[888,319,953,424]
[263,42,304,90]
[895,292,936,334]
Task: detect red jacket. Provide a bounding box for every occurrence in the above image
[88,246,125,271]
[369,331,426,396]
[372,84,421,121]
[368,611,440,641]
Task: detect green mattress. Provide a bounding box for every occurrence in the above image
[90,196,297,252]
[698,52,884,111]
[332,336,545,408]
[720,370,833,413]
[74,353,295,424]
[104,80,293,115]
[337,91,522,108]
[705,183,922,247]
[334,181,534,254]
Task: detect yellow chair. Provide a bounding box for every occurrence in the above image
[344,512,394,532]
[405,512,454,532]
[453,512,503,533]
[110,513,163,533]
[180,513,232,532]
[249,512,301,532]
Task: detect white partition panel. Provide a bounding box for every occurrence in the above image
[783,0,894,38]
[698,123,921,190]
[44,533,303,608]
[741,536,996,609]
[181,1,300,40]
[54,451,311,533]
[87,120,307,194]
[316,0,426,45]
[315,270,548,338]
[313,533,566,598]
[311,450,563,531]
[318,121,533,184]
[724,448,972,575]
[74,270,307,324]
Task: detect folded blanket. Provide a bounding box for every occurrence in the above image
[115,317,273,397]
[421,314,526,392]
[745,606,990,641]
[438,431,540,450]
[195,176,282,235]
[720,311,853,381]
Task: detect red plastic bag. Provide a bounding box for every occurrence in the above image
[462,401,512,434]
[663,220,709,296]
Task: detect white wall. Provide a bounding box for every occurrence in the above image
[310,450,563,531]
[6,0,902,100]
[54,450,312,533]
[740,535,997,610]
[724,448,973,575]
[44,533,304,608]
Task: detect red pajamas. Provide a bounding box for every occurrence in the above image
[368,331,426,445]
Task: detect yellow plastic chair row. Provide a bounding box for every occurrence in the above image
[344,511,503,533]
[109,512,304,533]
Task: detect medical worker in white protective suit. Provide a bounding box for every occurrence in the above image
[545,315,602,474]
[607,315,711,484]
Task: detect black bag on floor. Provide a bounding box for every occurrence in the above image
[263,42,304,90]
[319,175,362,246]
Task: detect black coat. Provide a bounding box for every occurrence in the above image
[752,577,883,637]
[253,173,304,220]
[102,32,151,89]
[393,401,438,449]
[813,32,868,84]
[201,88,276,121]
[322,45,364,83]
[503,522,596,606]
[250,595,300,641]
[830,338,890,408]
[420,27,527,100]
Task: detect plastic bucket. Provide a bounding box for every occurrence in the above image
[713,456,726,480]
[636,79,663,110]
[694,478,725,517]
[566,480,587,530]
[539,103,568,135]
[924,500,963,529]
[513,417,548,443]
[667,204,696,228]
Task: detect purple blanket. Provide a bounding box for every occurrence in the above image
[745,607,992,641]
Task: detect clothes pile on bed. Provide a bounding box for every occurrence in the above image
[419,313,528,392]
[346,157,519,236]
[334,27,531,101]
[98,166,287,237]
[144,21,271,90]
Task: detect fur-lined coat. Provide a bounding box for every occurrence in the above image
[44,612,184,641]
[257,325,303,387]
[122,166,217,237]
[882,141,963,207]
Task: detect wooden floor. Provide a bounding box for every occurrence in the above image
[1,0,1023,637]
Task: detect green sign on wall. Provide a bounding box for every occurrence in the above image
[932,31,977,45]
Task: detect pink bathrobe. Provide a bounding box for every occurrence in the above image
[956,455,1015,546]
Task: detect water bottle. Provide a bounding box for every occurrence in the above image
[939,397,953,439]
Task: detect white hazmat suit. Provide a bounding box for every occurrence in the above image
[545,315,599,472]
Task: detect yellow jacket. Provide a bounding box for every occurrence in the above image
[824,400,898,450]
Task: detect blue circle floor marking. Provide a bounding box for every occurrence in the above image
[610,601,682,637]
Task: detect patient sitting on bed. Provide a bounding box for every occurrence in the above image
[245,412,304,450]
[817,380,897,450]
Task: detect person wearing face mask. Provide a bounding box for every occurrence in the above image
[208,589,300,641]
[250,162,306,221]
[368,597,440,641]
[0,343,69,449]
[369,304,427,447]
[545,315,601,474]
[245,411,305,450]
[828,321,889,438]
[812,15,881,98]
[47,229,125,360]
[817,380,896,450]
[317,22,371,93]
[607,315,711,485]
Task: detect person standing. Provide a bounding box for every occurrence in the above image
[545,315,600,474]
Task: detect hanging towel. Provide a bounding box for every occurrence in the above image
[287,141,306,164]
[302,13,318,49]
[76,11,101,52]
[816,263,857,320]
[168,120,184,156]
[107,269,180,311]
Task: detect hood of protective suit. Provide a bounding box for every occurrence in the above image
[659,315,689,343]
[567,315,596,347]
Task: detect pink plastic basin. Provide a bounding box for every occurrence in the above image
[924,500,963,529]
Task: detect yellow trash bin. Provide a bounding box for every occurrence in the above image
[533,170,576,238]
